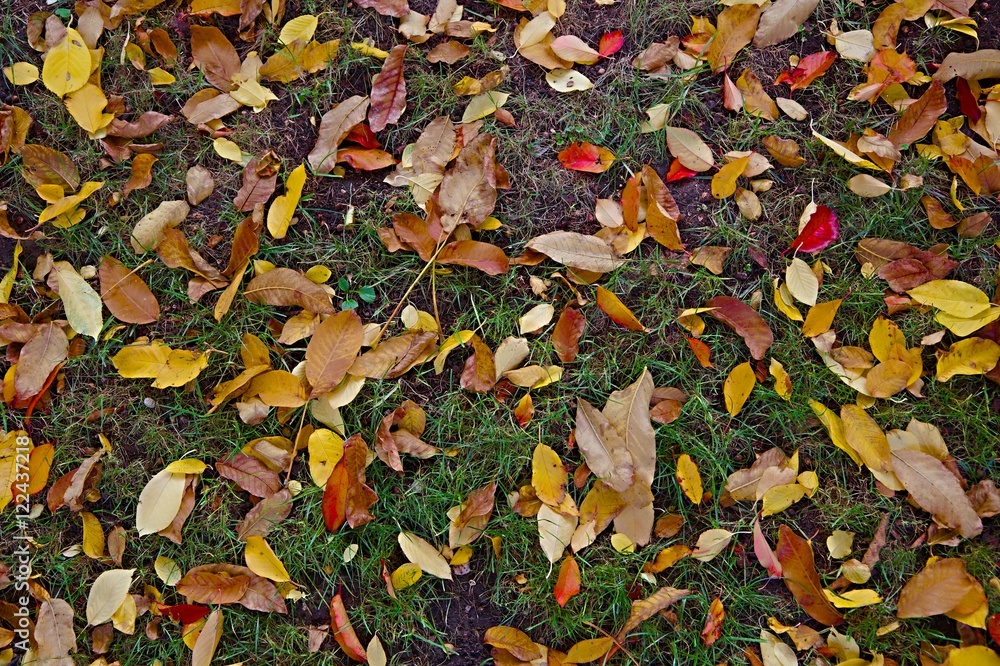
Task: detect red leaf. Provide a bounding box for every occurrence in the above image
[343,123,381,149]
[956,78,982,123]
[703,296,774,360]
[686,337,712,367]
[330,593,367,662]
[788,205,839,254]
[322,459,349,532]
[988,612,1000,645]
[665,158,697,182]
[598,30,624,57]
[557,142,616,173]
[554,556,581,607]
[158,603,211,625]
[753,519,782,578]
[552,307,585,363]
[368,45,407,132]
[774,51,836,92]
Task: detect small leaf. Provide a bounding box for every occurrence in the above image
[724,362,756,416]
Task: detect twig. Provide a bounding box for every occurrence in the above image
[373,242,446,346]
[582,621,640,666]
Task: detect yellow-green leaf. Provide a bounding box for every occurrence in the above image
[244,535,291,582]
[908,279,992,318]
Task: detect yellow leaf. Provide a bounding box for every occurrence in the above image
[841,404,895,481]
[213,137,244,162]
[675,454,703,505]
[812,130,883,170]
[163,459,208,474]
[305,265,332,283]
[398,531,452,580]
[111,340,171,378]
[462,91,510,123]
[610,532,635,553]
[350,40,389,58]
[267,163,306,238]
[869,316,906,362]
[155,555,182,586]
[810,400,863,466]
[230,79,278,111]
[390,563,422,590]
[936,306,1000,337]
[532,443,566,507]
[761,483,806,516]
[3,62,39,85]
[908,279,992,318]
[822,588,883,608]
[152,349,209,388]
[42,28,91,97]
[39,181,104,223]
[245,535,291,582]
[711,155,749,199]
[86,569,135,626]
[642,544,691,572]
[519,303,555,335]
[826,530,854,559]
[801,299,842,337]
[936,337,1000,382]
[81,511,105,559]
[769,358,792,400]
[135,469,186,535]
[148,67,176,85]
[545,68,594,93]
[564,637,615,664]
[308,428,344,487]
[450,545,473,566]
[947,646,1000,666]
[0,241,22,303]
[773,280,803,321]
[785,257,818,306]
[723,361,755,416]
[279,15,319,45]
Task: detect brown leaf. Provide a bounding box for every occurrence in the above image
[354,0,409,17]
[20,144,80,190]
[14,322,68,401]
[552,307,585,363]
[437,240,509,275]
[349,330,436,378]
[306,310,365,396]
[704,295,774,360]
[186,165,215,205]
[244,268,335,314]
[343,435,378,528]
[375,400,438,471]
[233,152,280,212]
[706,5,761,72]
[897,558,984,618]
[888,81,946,148]
[99,255,159,324]
[368,45,408,132]
[455,482,497,528]
[106,112,173,139]
[216,452,282,498]
[736,69,779,120]
[189,25,240,91]
[35,598,75,665]
[616,587,692,639]
[437,134,498,234]
[892,449,982,538]
[753,0,821,48]
[427,40,470,64]
[236,488,293,540]
[775,524,843,626]
[308,96,370,174]
[460,334,496,392]
[224,208,264,276]
[575,398,634,493]
[176,570,251,604]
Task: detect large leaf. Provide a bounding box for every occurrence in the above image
[526,231,624,273]
[86,568,135,626]
[575,398,634,492]
[368,45,407,132]
[774,525,843,626]
[99,256,159,324]
[308,96,371,173]
[753,0,821,48]
[306,310,364,396]
[888,81,946,147]
[892,449,982,538]
[932,49,1000,81]
[189,25,240,91]
[897,558,984,618]
[192,609,224,666]
[437,134,497,234]
[705,5,761,72]
[41,28,90,97]
[244,268,335,314]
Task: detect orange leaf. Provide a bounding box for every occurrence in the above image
[775,525,843,626]
[700,597,725,646]
[322,459,348,532]
[686,337,712,367]
[552,307,585,362]
[330,593,367,662]
[596,286,646,331]
[557,142,616,173]
[554,556,581,607]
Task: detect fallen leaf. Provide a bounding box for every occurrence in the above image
[557,142,615,173]
[775,525,843,626]
[724,361,756,416]
[554,556,581,607]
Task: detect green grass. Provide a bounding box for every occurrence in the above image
[1,0,998,664]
